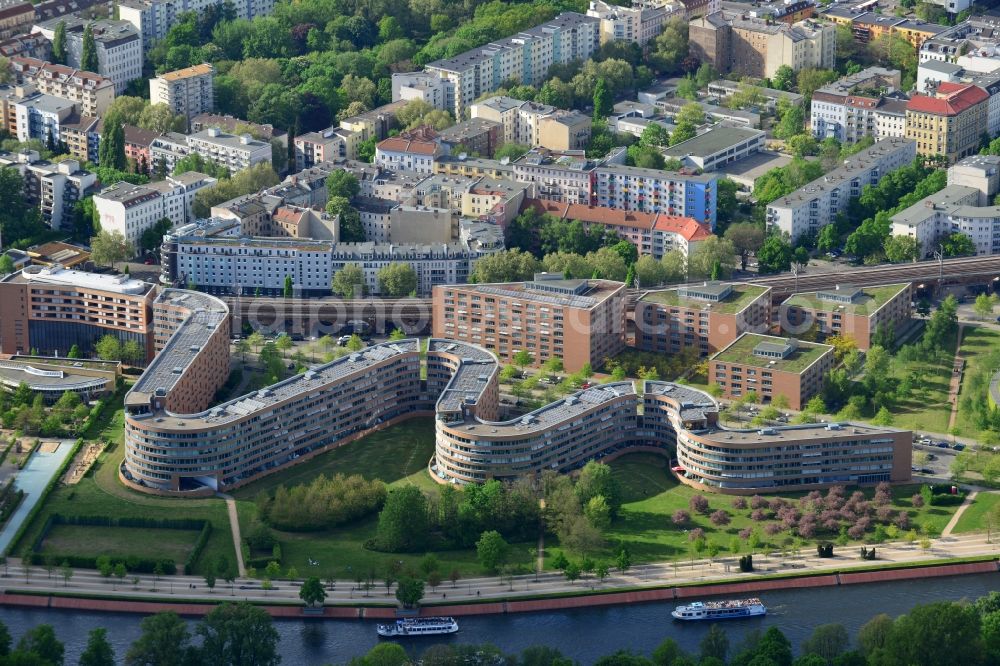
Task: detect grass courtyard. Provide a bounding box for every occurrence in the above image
[39,524,201,563]
[955,324,1000,440]
[878,331,958,433]
[952,492,1000,535]
[13,404,235,575]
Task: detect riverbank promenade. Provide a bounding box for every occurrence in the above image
[1,531,998,616]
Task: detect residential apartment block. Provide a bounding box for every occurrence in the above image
[0,264,155,359]
[821,7,950,48]
[635,282,772,357]
[525,198,712,260]
[419,13,600,118]
[118,0,275,49]
[0,3,36,41]
[10,57,114,117]
[470,96,592,151]
[689,12,835,79]
[374,127,443,174]
[432,274,626,372]
[0,150,95,229]
[766,137,917,242]
[585,0,675,45]
[149,63,213,121]
[782,283,913,351]
[13,91,74,143]
[150,127,271,173]
[905,81,988,162]
[94,172,216,248]
[32,19,143,93]
[437,118,502,158]
[709,333,835,410]
[809,67,904,143]
[122,313,909,493]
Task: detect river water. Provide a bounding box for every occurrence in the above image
[2,573,997,664]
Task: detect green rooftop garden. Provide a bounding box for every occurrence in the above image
[783,283,908,316]
[640,284,770,315]
[712,334,832,373]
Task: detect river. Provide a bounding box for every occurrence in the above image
[1,573,997,664]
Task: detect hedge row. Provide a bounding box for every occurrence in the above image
[184,522,213,573]
[48,514,209,530]
[6,439,83,557]
[27,552,177,575]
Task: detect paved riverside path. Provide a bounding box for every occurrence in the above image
[3,531,999,609]
[0,442,74,555]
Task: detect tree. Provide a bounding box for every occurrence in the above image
[884,235,918,263]
[197,602,280,666]
[81,23,99,73]
[651,17,688,75]
[858,613,893,657]
[942,232,976,257]
[724,223,765,270]
[139,218,173,254]
[801,623,849,663]
[52,21,67,64]
[331,264,366,298]
[80,628,116,666]
[0,254,14,276]
[325,196,364,242]
[95,334,122,361]
[471,249,541,283]
[757,235,793,274]
[477,530,509,572]
[593,78,612,121]
[688,236,737,279]
[17,625,63,665]
[98,118,127,172]
[774,104,805,140]
[395,577,424,608]
[773,64,795,91]
[91,229,133,268]
[377,262,417,297]
[975,293,995,320]
[283,275,294,298]
[326,170,360,200]
[375,485,428,552]
[880,602,984,666]
[494,143,531,162]
[121,339,145,365]
[513,349,534,369]
[701,624,729,662]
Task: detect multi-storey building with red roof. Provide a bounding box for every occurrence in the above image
[905,82,989,163]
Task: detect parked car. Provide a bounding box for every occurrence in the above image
[337,335,351,346]
[936,441,950,448]
[921,467,935,474]
[952,443,966,451]
[581,382,593,389]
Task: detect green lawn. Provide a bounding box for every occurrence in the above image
[233,420,537,578]
[954,325,1000,439]
[952,492,1000,534]
[881,332,958,433]
[540,453,960,566]
[14,407,235,575]
[231,419,439,500]
[40,524,200,562]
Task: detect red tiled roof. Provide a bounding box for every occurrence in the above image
[652,215,713,242]
[907,83,989,116]
[376,136,439,155]
[524,198,712,241]
[273,206,304,224]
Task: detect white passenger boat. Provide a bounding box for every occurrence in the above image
[671,598,767,621]
[376,616,460,637]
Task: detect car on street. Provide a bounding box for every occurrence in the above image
[936,441,950,448]
[952,443,966,451]
[337,335,352,345]
[921,467,934,474]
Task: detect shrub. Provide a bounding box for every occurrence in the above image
[258,473,387,531]
[709,510,730,526]
[672,509,690,525]
[731,497,748,510]
[689,495,709,514]
[750,495,769,510]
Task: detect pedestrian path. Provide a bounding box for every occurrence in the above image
[0,441,74,554]
[218,493,246,576]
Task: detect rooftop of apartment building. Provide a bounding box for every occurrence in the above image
[712,333,832,372]
[190,114,283,140]
[436,154,515,173]
[437,118,502,144]
[782,282,909,316]
[377,128,440,155]
[425,12,597,73]
[121,124,161,147]
[820,6,948,34]
[704,419,904,444]
[708,80,804,104]
[16,92,74,114]
[37,17,140,46]
[953,153,1000,170]
[767,137,915,209]
[890,184,979,226]
[126,289,228,406]
[475,96,543,114]
[96,181,160,207]
[514,147,596,171]
[813,67,901,98]
[640,282,769,314]
[877,97,909,116]
[907,81,990,115]
[662,126,764,158]
[11,57,113,88]
[450,274,625,309]
[34,0,105,21]
[599,162,717,183]
[190,127,267,150]
[719,10,828,39]
[2,263,153,295]
[26,240,89,266]
[524,198,712,239]
[155,63,213,82]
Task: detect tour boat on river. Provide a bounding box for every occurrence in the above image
[377,617,460,637]
[671,598,767,621]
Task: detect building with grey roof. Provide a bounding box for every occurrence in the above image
[767,138,917,242]
[31,19,141,93]
[661,125,765,172]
